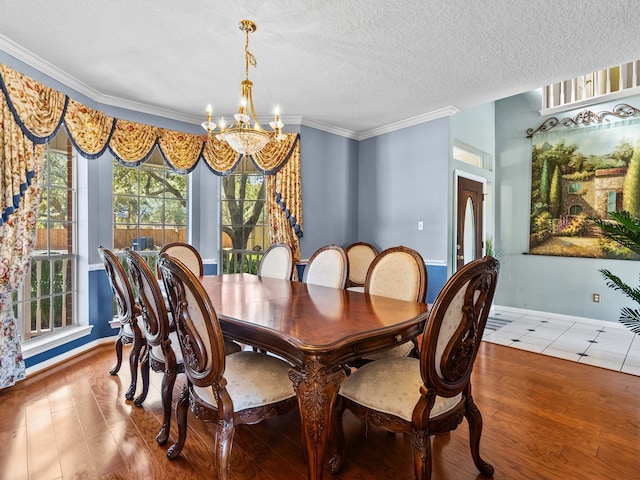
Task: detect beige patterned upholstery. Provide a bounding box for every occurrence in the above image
[258,242,294,280]
[365,246,426,302]
[345,242,378,288]
[302,244,348,289]
[193,351,295,411]
[361,245,427,361]
[157,253,297,478]
[331,256,500,480]
[158,242,203,277]
[338,357,462,421]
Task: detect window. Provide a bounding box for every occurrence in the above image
[568,182,583,194]
[112,150,188,259]
[568,205,583,216]
[453,142,492,171]
[221,157,268,273]
[607,191,623,215]
[14,132,76,342]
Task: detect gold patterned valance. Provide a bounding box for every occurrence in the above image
[0,63,67,143]
[158,129,204,172]
[0,62,299,174]
[64,98,115,158]
[109,120,159,165]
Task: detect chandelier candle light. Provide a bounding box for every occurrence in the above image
[201,20,286,156]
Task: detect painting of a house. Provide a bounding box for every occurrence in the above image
[529,118,640,259]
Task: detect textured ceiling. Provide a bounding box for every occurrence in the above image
[1,1,640,138]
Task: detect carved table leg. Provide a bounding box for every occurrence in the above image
[289,359,346,480]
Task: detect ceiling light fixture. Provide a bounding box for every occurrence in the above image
[201,19,285,156]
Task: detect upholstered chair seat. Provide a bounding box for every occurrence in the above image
[338,357,462,421]
[192,351,295,410]
[149,331,184,364]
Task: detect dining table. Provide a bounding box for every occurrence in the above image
[199,273,430,480]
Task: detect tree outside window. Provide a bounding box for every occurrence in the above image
[112,150,188,262]
[221,157,269,273]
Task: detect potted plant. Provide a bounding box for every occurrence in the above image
[591,211,640,334]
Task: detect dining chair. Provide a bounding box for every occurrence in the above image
[258,242,294,279]
[157,241,203,277]
[157,253,298,477]
[360,245,427,361]
[158,241,243,357]
[345,242,378,292]
[302,244,349,289]
[330,256,499,480]
[97,245,144,401]
[124,247,184,445]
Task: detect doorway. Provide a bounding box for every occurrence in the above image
[456,176,484,271]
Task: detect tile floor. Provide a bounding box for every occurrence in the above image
[482,306,640,376]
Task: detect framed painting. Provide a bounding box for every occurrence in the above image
[528,105,640,259]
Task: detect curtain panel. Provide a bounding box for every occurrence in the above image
[0,82,43,388]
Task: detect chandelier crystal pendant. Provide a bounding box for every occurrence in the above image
[201,20,286,156]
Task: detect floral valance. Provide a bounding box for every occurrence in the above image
[0,63,299,174]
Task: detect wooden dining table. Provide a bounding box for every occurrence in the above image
[199,273,430,480]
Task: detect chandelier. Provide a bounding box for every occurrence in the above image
[201,20,285,156]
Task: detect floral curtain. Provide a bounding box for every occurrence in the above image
[0,62,303,387]
[0,83,43,388]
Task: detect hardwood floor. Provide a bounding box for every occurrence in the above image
[1,341,639,480]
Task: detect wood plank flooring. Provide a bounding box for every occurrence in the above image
[1,341,639,480]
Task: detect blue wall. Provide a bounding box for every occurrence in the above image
[298,125,359,258]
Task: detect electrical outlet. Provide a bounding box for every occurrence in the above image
[593,293,600,303]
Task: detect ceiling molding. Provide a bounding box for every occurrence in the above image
[0,35,205,125]
[0,34,103,101]
[357,106,460,140]
[300,119,359,140]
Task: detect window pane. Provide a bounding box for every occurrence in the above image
[114,196,140,224]
[140,197,163,224]
[113,157,188,254]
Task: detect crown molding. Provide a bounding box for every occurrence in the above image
[300,119,359,140]
[358,106,460,140]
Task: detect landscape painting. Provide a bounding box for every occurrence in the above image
[529,117,640,259]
